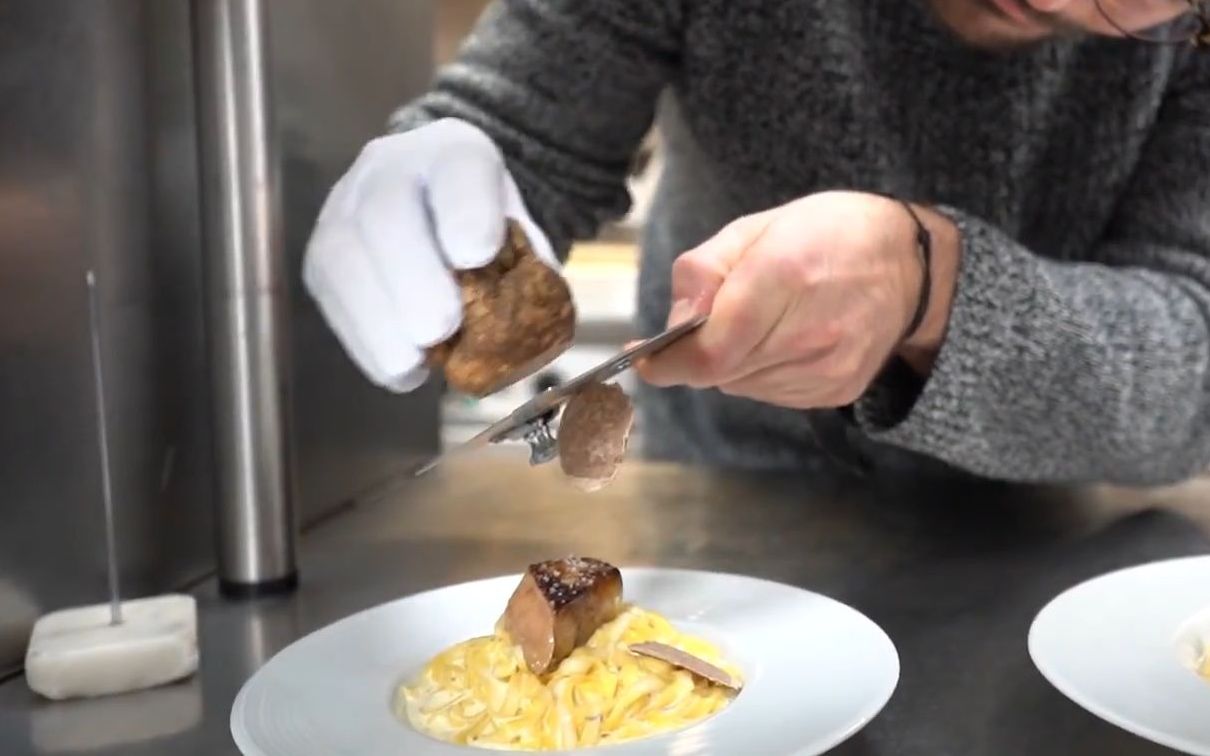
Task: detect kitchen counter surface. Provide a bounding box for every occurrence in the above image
[3,450,1210,755]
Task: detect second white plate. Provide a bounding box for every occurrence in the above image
[1029,555,1210,755]
[232,567,899,755]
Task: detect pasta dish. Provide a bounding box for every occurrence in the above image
[396,558,741,751]
[399,606,740,750]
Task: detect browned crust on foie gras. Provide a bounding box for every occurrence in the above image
[499,557,623,674]
[557,382,635,491]
[425,220,576,397]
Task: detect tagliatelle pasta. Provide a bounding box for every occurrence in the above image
[398,605,741,751]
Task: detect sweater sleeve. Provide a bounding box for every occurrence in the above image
[853,54,1210,486]
[389,0,683,258]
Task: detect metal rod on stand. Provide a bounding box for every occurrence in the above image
[85,270,123,626]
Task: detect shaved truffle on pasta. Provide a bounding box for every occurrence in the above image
[398,558,742,751]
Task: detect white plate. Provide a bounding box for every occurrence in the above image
[231,567,899,755]
[1029,555,1210,755]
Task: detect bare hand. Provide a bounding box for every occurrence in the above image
[636,190,958,408]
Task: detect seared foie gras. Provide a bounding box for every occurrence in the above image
[500,557,623,674]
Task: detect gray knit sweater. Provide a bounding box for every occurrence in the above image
[391,0,1210,485]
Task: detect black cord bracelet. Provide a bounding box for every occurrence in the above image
[895,199,932,342]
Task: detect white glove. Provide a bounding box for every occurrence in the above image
[302,118,560,392]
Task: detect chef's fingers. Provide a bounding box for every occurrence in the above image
[357,168,464,349]
[423,121,510,270]
[715,356,844,409]
[303,221,428,391]
[501,172,560,268]
[664,209,778,321]
[640,236,792,388]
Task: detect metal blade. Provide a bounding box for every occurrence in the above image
[411,429,495,477]
[413,314,707,476]
[547,313,708,400]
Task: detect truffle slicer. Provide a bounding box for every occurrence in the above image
[414,314,707,476]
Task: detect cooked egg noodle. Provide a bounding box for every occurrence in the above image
[400,606,740,750]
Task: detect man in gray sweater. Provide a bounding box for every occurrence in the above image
[303,0,1210,485]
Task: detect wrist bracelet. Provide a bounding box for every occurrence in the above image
[896,199,932,342]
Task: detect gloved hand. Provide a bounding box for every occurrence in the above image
[302,118,560,392]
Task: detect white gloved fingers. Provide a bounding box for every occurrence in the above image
[313,275,430,393]
[424,138,509,270]
[356,170,463,349]
[303,223,426,391]
[302,118,565,395]
[501,170,559,268]
[421,118,558,270]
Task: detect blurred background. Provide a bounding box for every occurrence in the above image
[0,0,655,676]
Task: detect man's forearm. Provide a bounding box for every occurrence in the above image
[855,207,1210,485]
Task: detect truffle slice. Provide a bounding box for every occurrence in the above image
[426,220,575,396]
[557,382,635,491]
[629,641,742,690]
[499,557,623,675]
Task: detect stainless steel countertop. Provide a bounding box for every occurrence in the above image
[3,449,1210,755]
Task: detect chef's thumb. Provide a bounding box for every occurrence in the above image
[668,211,775,325]
[666,297,703,328]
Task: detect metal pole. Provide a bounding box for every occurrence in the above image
[85,271,124,624]
[191,0,297,596]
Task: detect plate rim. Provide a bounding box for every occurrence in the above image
[1027,554,1210,756]
[231,566,901,756]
